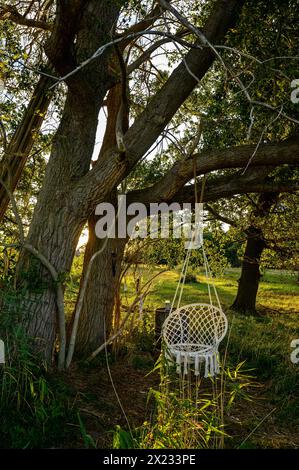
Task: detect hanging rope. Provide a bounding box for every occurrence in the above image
[162,164,228,377]
[170,164,207,314]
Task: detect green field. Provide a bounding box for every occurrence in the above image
[120,265,299,312]
[111,266,299,448]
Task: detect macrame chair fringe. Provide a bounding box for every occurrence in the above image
[173,351,219,377]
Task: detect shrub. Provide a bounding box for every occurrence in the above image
[0,283,77,448]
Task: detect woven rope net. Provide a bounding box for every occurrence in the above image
[162,303,228,377]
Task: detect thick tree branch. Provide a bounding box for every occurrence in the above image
[0,73,54,221]
[0,3,52,30]
[44,0,86,77]
[205,204,238,227]
[127,166,299,208]
[78,133,299,220]
[123,0,244,169]
[175,178,299,205]
[142,137,299,203]
[77,0,244,213]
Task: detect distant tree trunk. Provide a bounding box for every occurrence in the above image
[231,226,266,314]
[232,192,279,314]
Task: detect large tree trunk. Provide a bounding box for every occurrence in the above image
[20,94,102,362]
[18,1,121,363]
[72,79,127,357]
[73,215,127,356]
[231,226,266,314]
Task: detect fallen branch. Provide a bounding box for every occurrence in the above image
[87,268,167,361]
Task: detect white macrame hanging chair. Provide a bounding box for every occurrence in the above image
[162,218,228,378]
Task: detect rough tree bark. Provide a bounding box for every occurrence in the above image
[21,96,102,361]
[231,192,279,314]
[231,226,266,314]
[18,0,121,362]
[74,214,127,356]
[0,73,53,220]
[72,80,128,356]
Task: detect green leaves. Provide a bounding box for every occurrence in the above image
[113,424,136,449]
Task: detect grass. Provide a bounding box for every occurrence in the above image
[121,265,299,312]
[116,265,299,448]
[41,265,299,448]
[1,265,298,448]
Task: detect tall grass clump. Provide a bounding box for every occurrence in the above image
[0,281,77,448]
[227,312,299,425]
[113,351,255,449]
